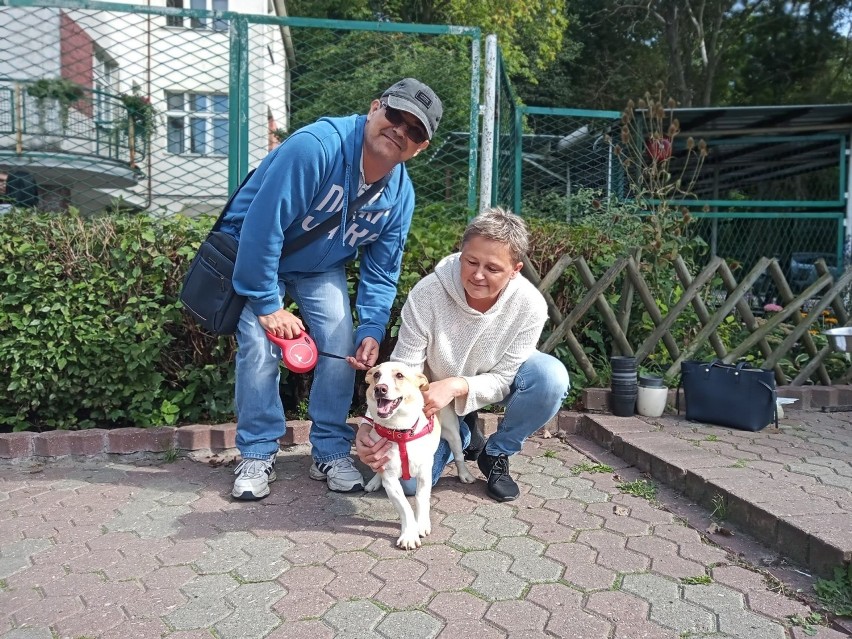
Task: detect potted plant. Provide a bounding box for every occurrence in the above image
[119,92,157,140]
[113,89,158,164]
[26,77,85,134]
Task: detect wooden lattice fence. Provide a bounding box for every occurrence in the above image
[525,254,852,386]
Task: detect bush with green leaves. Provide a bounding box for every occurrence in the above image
[0,204,467,432]
[0,209,233,431]
[2,196,824,430]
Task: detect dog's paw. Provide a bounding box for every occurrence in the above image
[417,518,432,538]
[396,529,422,550]
[364,474,382,493]
[456,465,476,484]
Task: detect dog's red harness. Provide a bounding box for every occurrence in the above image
[365,415,435,480]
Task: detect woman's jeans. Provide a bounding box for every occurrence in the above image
[400,351,570,494]
[234,268,356,463]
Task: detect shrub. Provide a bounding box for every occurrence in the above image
[0,209,233,431]
[0,204,467,431]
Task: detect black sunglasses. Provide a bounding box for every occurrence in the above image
[380,101,428,144]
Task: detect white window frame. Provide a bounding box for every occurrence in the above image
[165,91,229,157]
[165,0,229,31]
[93,48,119,124]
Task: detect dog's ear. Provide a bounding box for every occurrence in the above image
[416,373,429,391]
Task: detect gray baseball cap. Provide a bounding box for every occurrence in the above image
[381,78,443,140]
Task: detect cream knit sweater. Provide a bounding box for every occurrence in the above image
[390,253,548,416]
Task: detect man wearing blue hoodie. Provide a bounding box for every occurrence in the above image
[221,78,443,500]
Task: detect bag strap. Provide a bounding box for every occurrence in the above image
[758,380,780,428]
[281,172,391,258]
[212,168,257,232]
[211,167,390,255]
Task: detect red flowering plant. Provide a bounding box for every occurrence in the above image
[605,82,708,264]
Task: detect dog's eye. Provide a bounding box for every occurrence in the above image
[395,372,404,379]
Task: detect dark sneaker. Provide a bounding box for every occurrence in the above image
[309,456,364,492]
[477,452,520,502]
[463,411,485,461]
[232,455,276,500]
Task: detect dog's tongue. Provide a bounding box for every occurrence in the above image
[376,397,401,418]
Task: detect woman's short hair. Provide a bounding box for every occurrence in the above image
[461,206,529,262]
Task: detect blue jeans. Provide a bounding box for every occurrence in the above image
[401,351,570,493]
[234,268,357,463]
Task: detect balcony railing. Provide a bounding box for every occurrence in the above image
[0,79,148,169]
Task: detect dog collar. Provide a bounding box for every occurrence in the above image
[366,415,435,481]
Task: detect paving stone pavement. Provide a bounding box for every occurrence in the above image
[0,436,847,639]
[578,407,852,578]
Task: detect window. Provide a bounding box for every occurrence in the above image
[166,91,228,156]
[93,49,118,123]
[167,0,228,31]
[166,0,184,27]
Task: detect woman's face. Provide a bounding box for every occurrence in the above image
[459,235,523,311]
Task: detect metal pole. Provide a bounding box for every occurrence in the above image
[14,82,23,154]
[478,34,497,213]
[711,166,720,258]
[513,106,523,216]
[467,32,481,214]
[228,15,249,194]
[845,129,852,265]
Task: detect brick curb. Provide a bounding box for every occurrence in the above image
[2,381,841,463]
[575,386,852,578]
[0,411,583,462]
[580,384,852,413]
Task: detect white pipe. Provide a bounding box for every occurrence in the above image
[846,129,852,265]
[478,33,497,212]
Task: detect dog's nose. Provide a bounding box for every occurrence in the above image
[374,384,388,397]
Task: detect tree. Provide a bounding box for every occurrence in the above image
[518,0,852,109]
[288,0,568,83]
[726,1,852,105]
[514,0,664,109]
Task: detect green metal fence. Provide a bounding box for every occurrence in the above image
[491,91,849,294]
[0,0,481,218]
[491,94,625,220]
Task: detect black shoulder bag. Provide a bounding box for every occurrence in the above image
[677,360,778,432]
[179,171,390,336]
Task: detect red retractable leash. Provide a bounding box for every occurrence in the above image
[265,331,348,373]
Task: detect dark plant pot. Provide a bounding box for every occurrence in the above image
[610,355,637,372]
[610,392,637,417]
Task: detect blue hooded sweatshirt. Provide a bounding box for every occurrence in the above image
[220,114,415,347]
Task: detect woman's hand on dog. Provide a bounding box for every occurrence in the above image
[355,423,391,472]
[422,377,469,418]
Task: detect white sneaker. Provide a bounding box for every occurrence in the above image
[309,457,364,492]
[232,455,276,500]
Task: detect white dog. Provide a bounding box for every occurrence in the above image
[363,362,476,549]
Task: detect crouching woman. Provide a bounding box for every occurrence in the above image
[356,207,570,501]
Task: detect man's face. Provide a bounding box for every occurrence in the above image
[363,99,430,165]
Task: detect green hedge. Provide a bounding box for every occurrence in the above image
[0,210,234,431]
[0,206,471,432]
[0,194,710,431]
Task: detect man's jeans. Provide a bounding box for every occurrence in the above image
[400,351,570,493]
[234,268,356,463]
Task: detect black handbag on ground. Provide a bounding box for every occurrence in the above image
[179,170,390,336]
[677,360,778,432]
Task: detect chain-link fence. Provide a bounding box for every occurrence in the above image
[0,1,480,218]
[677,133,847,292]
[490,98,848,293]
[492,103,624,221]
[492,47,519,213]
